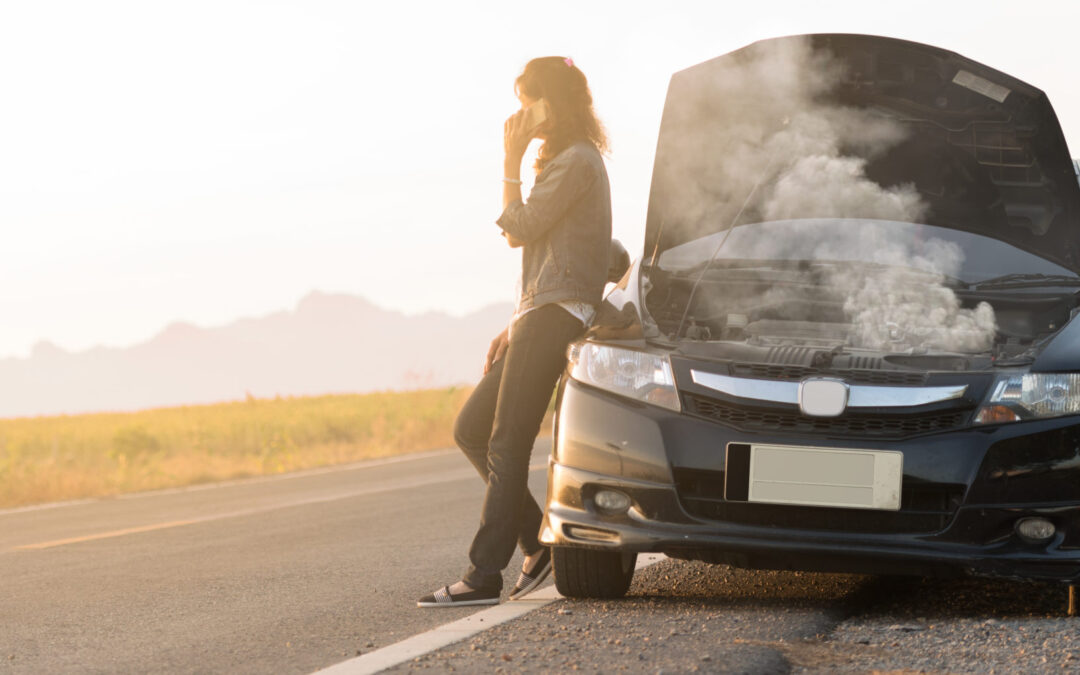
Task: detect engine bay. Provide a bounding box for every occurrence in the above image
[643,268,1078,364]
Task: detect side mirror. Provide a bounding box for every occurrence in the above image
[607,239,631,283]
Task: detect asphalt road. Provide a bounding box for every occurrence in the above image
[5,443,1080,674]
[1,446,549,674]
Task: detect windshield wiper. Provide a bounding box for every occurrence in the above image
[804,261,968,286]
[972,273,1080,290]
[669,258,803,275]
[672,259,969,288]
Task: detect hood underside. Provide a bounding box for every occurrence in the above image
[644,34,1080,273]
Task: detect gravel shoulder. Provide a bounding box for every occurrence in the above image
[386,557,1079,674]
[817,574,1079,673]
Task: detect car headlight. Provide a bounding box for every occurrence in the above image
[567,342,680,411]
[975,373,1080,424]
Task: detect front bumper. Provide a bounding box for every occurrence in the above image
[541,378,1080,584]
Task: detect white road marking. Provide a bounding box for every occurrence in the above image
[10,459,547,551]
[312,554,667,675]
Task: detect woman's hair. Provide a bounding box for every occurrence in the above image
[516,56,609,173]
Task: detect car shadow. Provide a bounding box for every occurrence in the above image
[849,573,1072,618]
[620,558,1072,618]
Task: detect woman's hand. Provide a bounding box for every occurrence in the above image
[502,112,527,210]
[484,326,510,375]
[503,109,534,165]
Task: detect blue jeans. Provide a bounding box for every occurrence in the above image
[454,304,585,591]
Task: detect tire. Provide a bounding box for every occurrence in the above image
[552,546,637,599]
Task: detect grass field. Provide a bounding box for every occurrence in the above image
[0,387,554,509]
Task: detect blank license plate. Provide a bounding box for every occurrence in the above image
[747,443,902,511]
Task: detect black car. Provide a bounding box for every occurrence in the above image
[540,34,1080,599]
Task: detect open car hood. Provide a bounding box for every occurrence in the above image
[643,34,1080,274]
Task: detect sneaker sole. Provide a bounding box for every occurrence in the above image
[416,597,500,608]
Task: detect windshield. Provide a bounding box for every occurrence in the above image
[657,219,1077,284]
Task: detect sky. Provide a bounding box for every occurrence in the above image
[3,0,1080,359]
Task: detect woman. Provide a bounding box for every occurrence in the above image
[418,56,612,606]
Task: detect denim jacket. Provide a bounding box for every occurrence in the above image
[496,141,612,313]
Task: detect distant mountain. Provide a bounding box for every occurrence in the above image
[0,292,514,418]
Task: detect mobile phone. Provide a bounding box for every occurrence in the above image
[522,99,550,132]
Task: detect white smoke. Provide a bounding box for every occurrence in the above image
[845,273,997,352]
[657,37,996,353]
[819,223,996,353]
[763,156,924,223]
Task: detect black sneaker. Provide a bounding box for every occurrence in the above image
[508,547,552,600]
[416,583,500,608]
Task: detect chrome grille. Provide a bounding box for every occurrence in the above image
[729,364,927,386]
[684,393,969,439]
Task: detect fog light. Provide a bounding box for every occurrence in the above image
[594,489,631,513]
[1016,517,1056,543]
[565,525,619,543]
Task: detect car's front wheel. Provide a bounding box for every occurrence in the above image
[552,546,637,598]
